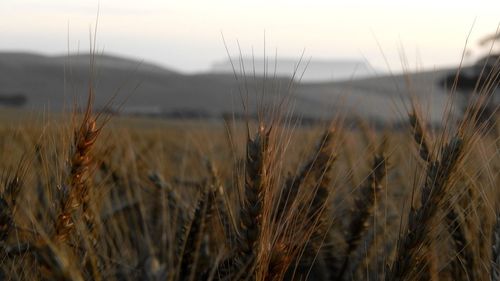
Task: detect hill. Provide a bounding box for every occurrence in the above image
[211,57,378,82]
[0,52,468,124]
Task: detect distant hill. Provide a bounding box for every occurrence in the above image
[0,52,177,75]
[211,57,379,82]
[53,53,178,75]
[0,51,472,124]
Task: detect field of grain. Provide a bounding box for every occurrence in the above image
[0,60,499,281]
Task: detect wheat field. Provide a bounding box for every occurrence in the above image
[0,57,499,281]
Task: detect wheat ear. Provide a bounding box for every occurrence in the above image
[55,90,100,243]
[236,124,271,275]
[337,141,387,280]
[386,136,464,281]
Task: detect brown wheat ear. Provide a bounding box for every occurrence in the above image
[235,124,271,277]
[279,129,337,281]
[337,139,388,280]
[446,206,474,280]
[177,187,215,281]
[55,90,101,244]
[386,135,465,281]
[409,108,475,280]
[304,129,337,249]
[278,128,336,221]
[409,111,432,162]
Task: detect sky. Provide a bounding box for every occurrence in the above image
[0,0,498,73]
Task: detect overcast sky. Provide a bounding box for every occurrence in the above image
[0,0,498,73]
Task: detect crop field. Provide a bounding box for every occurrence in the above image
[0,64,499,281]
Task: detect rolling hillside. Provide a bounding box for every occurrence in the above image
[0,52,464,124]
